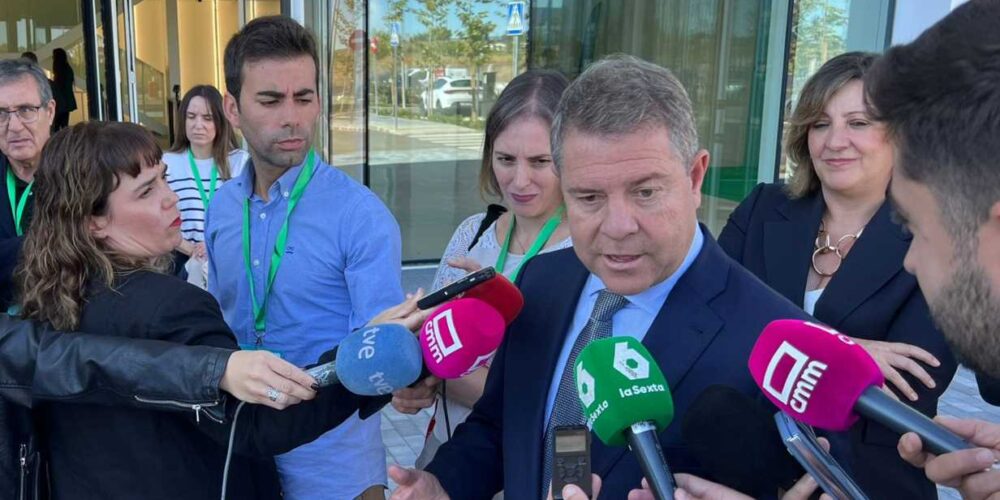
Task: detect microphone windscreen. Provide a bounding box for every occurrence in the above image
[462,273,524,325]
[748,319,883,431]
[681,385,803,496]
[574,336,673,447]
[336,323,423,395]
[419,298,506,379]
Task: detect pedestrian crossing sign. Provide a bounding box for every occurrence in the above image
[507,2,525,36]
[390,22,400,47]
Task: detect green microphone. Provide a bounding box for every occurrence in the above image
[574,336,676,500]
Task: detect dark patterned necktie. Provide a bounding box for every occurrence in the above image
[540,289,629,498]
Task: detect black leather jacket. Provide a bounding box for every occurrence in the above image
[0,315,232,499]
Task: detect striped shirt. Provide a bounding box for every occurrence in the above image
[164,149,249,242]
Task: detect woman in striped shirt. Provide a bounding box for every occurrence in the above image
[164,85,248,287]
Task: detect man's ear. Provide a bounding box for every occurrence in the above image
[688,149,710,209]
[40,99,56,129]
[223,92,241,130]
[978,200,1000,288]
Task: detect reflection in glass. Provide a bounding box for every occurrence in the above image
[776,0,851,182]
[0,0,92,126]
[365,0,521,261]
[531,0,772,234]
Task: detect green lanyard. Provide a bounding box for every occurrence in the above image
[242,149,317,342]
[187,149,218,210]
[495,205,565,282]
[5,168,33,237]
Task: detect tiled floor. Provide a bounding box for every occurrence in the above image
[384,267,1000,498]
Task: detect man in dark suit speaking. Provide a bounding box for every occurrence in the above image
[389,55,809,499]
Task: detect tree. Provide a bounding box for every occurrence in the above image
[409,0,453,116]
[454,0,497,121]
[790,0,848,99]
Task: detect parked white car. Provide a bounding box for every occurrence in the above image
[422,77,477,113]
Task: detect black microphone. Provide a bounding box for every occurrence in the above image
[682,385,804,496]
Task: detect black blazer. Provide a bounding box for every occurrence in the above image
[426,227,811,499]
[35,271,378,500]
[718,183,958,500]
[0,160,29,310]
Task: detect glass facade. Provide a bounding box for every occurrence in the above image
[0,0,92,124]
[531,0,774,233]
[1,0,893,263]
[777,0,893,180]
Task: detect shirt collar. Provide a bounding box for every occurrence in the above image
[583,222,705,315]
[239,156,310,201]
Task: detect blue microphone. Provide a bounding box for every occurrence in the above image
[307,323,423,396]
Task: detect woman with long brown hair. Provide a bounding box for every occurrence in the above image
[164,85,248,286]
[15,121,394,499]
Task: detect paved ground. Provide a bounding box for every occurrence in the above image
[378,267,1000,498]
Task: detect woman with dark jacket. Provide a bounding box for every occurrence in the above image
[49,48,76,131]
[0,312,327,499]
[13,121,398,499]
[718,52,958,499]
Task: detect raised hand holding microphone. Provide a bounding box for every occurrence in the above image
[898,417,1000,500]
[748,319,970,455]
[220,350,318,409]
[574,336,676,500]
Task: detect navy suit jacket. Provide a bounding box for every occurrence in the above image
[426,226,809,499]
[0,159,27,310]
[717,183,958,500]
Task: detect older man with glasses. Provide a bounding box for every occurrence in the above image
[0,58,55,310]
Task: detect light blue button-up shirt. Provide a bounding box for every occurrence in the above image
[205,156,404,499]
[543,225,705,425]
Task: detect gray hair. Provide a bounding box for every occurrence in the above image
[551,55,699,172]
[0,58,54,105]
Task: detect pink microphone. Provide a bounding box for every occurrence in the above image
[419,298,506,379]
[749,319,970,455]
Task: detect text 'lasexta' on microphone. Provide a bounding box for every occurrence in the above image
[575,336,677,500]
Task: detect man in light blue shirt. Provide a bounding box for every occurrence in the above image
[207,16,403,500]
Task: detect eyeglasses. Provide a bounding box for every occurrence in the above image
[0,105,43,126]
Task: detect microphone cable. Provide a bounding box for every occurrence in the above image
[442,379,453,440]
[220,400,247,500]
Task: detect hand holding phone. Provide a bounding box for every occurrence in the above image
[417,267,497,310]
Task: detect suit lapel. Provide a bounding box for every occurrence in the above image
[815,201,909,327]
[592,230,726,478]
[505,249,590,492]
[762,193,824,307]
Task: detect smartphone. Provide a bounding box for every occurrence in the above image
[417,267,497,310]
[775,412,869,500]
[552,425,593,500]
